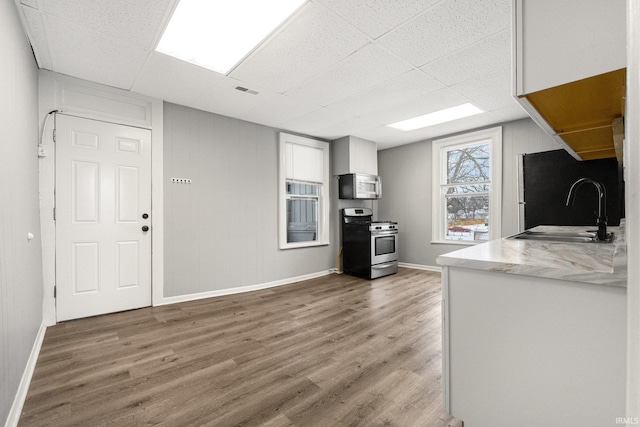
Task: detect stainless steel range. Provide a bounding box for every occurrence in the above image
[342,208,398,279]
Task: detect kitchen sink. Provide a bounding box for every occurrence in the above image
[507,230,614,243]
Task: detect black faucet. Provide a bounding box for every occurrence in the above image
[566,177,608,241]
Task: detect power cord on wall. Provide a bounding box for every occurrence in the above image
[38,110,59,158]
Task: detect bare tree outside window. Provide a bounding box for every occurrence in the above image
[444,143,490,241]
[432,127,501,243]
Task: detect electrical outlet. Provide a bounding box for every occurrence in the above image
[171,178,192,184]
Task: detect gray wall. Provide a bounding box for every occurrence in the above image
[163,103,337,297]
[377,118,559,268]
[0,2,44,423]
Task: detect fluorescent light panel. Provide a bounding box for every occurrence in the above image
[387,103,484,131]
[156,0,306,74]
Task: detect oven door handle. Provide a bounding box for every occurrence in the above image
[372,262,397,270]
[371,230,398,236]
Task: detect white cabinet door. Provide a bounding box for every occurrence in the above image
[444,267,626,426]
[55,115,152,321]
[514,0,626,95]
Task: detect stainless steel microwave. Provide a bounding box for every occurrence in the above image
[338,173,382,199]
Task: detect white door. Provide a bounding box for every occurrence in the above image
[55,115,152,321]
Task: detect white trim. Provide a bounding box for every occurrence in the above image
[156,270,330,306]
[441,266,450,413]
[431,126,502,244]
[278,132,330,250]
[150,93,164,307]
[4,322,47,427]
[627,0,640,420]
[399,262,442,273]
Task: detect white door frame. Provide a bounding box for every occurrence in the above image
[38,71,164,325]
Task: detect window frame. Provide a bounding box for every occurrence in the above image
[431,126,502,245]
[279,132,330,249]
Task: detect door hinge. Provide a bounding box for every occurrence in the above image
[53,128,56,143]
[54,286,56,298]
[53,207,56,221]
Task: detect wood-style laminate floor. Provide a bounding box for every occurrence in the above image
[19,268,462,427]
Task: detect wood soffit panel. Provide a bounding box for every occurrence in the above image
[522,68,626,160]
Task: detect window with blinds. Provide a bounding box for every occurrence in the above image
[279,133,330,249]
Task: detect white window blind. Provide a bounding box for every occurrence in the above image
[279,133,330,249]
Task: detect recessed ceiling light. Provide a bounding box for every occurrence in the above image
[387,103,484,131]
[156,0,306,75]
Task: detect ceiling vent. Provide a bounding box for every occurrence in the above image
[235,86,259,95]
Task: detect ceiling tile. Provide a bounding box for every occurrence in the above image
[329,69,444,117]
[132,53,225,106]
[18,0,524,150]
[474,94,521,114]
[317,0,442,39]
[279,105,357,136]
[450,66,511,110]
[230,2,369,94]
[421,29,511,86]
[313,116,382,141]
[284,43,413,106]
[19,0,39,8]
[234,94,320,128]
[191,78,278,118]
[352,125,403,143]
[361,87,470,126]
[41,0,176,50]
[486,103,529,123]
[42,14,149,89]
[378,0,510,67]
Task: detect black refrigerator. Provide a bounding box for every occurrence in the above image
[518,149,624,230]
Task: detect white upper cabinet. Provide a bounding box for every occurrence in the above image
[513,0,626,96]
[331,136,378,176]
[512,0,627,161]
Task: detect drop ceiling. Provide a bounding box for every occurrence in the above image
[15,0,528,150]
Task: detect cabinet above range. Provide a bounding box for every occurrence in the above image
[512,0,626,161]
[331,135,378,176]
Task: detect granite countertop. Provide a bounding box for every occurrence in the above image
[436,220,627,287]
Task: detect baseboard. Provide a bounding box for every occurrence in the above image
[5,321,47,427]
[157,270,332,306]
[399,262,442,273]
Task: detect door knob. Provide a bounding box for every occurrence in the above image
[142,225,149,232]
[142,213,149,219]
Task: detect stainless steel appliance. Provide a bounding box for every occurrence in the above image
[342,208,398,279]
[338,173,382,200]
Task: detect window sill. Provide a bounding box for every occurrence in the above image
[280,241,330,250]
